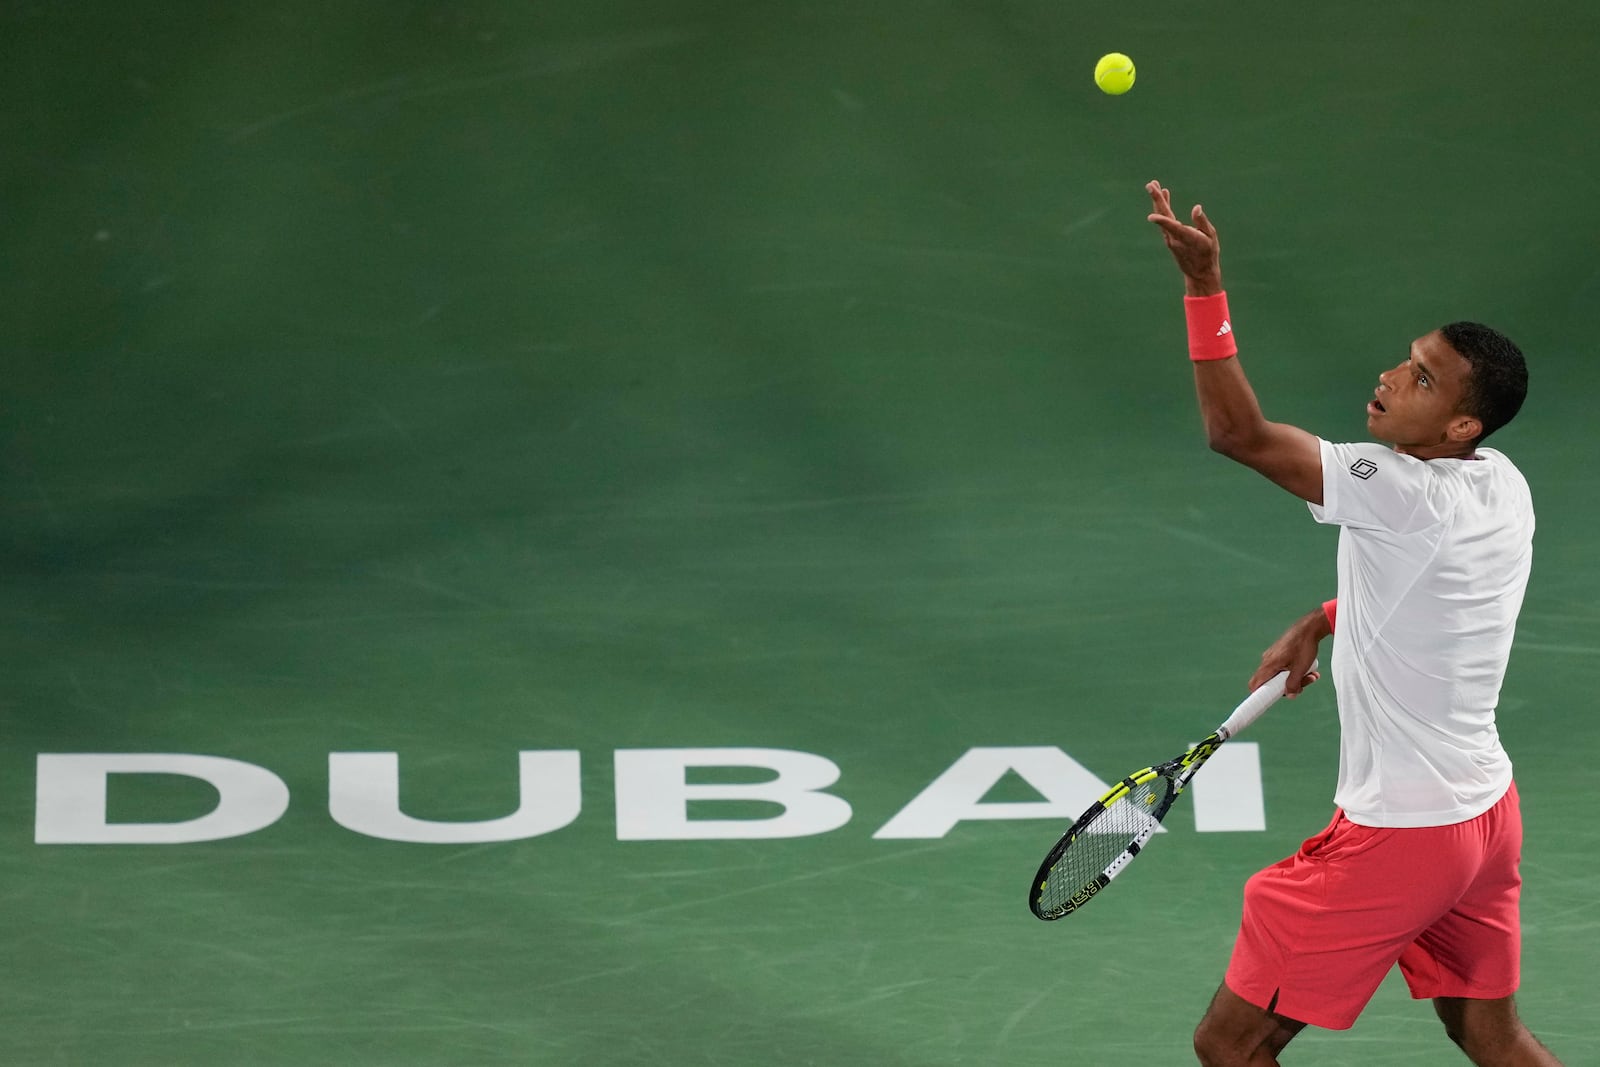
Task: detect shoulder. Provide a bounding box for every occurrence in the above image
[1320,440,1429,484]
[1310,440,1439,532]
[1474,447,1527,481]
[1468,448,1535,508]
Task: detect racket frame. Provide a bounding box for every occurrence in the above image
[1026,663,1314,921]
[1027,734,1221,919]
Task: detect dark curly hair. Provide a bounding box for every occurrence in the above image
[1439,322,1528,443]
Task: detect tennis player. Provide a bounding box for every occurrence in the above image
[1145,180,1563,1067]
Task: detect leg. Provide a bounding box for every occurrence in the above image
[1193,983,1306,1066]
[1433,995,1564,1066]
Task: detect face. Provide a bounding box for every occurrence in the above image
[1366,331,1482,456]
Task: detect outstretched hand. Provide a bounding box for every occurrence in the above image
[1146,180,1223,296]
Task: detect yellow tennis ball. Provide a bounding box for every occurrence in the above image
[1094,52,1136,95]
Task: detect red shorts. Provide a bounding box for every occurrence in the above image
[1224,782,1522,1031]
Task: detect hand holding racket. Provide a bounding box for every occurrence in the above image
[1028,662,1317,921]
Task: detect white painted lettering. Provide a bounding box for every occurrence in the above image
[1190,743,1266,832]
[614,748,852,840]
[35,754,289,844]
[328,751,582,843]
[873,746,1145,840]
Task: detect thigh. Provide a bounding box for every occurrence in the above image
[1227,811,1481,1030]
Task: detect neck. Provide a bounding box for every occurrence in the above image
[1394,441,1479,461]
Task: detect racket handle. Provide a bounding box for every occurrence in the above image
[1217,659,1318,740]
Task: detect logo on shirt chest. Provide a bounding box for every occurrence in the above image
[1350,458,1379,480]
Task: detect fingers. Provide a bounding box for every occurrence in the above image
[1250,661,1321,697]
[1147,213,1189,236]
[1145,179,1175,219]
[1284,666,1321,698]
[1145,181,1216,240]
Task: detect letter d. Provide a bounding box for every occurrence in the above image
[35,754,290,844]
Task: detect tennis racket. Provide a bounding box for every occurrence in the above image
[1027,661,1316,921]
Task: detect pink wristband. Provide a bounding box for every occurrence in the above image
[1184,292,1238,361]
[1322,598,1337,633]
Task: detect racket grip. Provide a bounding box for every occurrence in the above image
[1217,659,1318,740]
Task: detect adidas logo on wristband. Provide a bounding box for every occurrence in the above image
[1185,292,1239,361]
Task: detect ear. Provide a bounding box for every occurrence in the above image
[1446,413,1483,443]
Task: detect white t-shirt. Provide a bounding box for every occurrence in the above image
[1308,439,1533,827]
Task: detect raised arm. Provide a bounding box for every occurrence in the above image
[1145,180,1324,505]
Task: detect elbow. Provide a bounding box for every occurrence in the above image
[1206,424,1263,462]
[1206,428,1245,458]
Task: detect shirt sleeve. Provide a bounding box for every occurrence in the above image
[1307,439,1442,533]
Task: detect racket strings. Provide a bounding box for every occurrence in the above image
[1037,776,1176,914]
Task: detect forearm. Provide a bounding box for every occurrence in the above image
[1193,355,1271,455]
[1184,290,1270,454]
[1300,603,1333,642]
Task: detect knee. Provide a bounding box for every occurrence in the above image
[1192,1017,1233,1067]
[1435,998,1544,1065]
